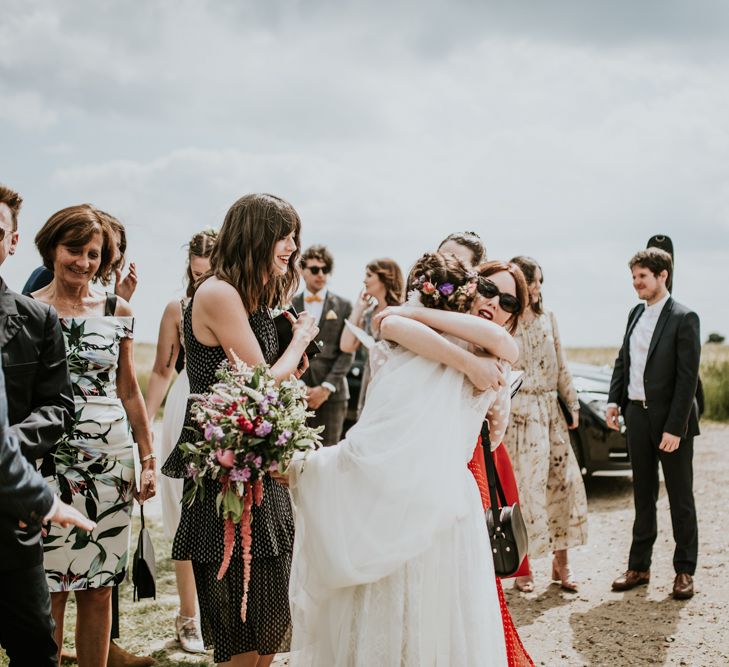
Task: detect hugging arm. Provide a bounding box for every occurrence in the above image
[379,315,504,391]
[379,307,518,364]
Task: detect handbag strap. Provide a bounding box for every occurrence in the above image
[480,421,508,513]
[139,504,145,530]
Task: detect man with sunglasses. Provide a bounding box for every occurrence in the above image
[293,245,354,445]
[607,248,701,600]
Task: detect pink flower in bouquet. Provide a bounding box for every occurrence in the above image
[254,456,263,469]
[216,448,236,468]
[268,461,279,473]
[205,422,224,442]
[255,420,273,437]
[276,430,292,446]
[230,467,251,482]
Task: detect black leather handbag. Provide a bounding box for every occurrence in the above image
[132,505,156,601]
[481,422,529,577]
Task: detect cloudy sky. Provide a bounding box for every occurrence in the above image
[2,0,729,345]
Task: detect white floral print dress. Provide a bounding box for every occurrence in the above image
[43,314,136,591]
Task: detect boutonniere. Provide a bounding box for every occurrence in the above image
[325,309,338,321]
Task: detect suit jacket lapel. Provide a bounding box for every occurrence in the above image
[647,297,674,362]
[318,292,333,328]
[0,279,25,348]
[292,292,304,314]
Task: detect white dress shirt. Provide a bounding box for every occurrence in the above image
[302,288,327,325]
[627,291,670,401]
[300,289,336,394]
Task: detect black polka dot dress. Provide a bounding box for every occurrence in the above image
[162,299,293,663]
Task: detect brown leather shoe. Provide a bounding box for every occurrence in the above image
[672,573,694,600]
[107,641,156,667]
[611,569,650,591]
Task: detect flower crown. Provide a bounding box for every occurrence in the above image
[410,271,478,310]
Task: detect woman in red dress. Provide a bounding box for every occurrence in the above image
[437,233,534,665]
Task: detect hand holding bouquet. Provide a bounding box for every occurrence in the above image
[180,355,321,620]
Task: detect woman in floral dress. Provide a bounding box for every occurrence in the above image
[32,205,155,667]
[504,255,588,592]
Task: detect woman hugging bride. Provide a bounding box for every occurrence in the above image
[284,252,529,666]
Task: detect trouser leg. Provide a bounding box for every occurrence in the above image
[0,563,58,666]
[307,400,347,446]
[626,404,660,572]
[110,583,120,639]
[659,437,698,575]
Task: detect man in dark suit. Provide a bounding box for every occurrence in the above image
[606,248,701,599]
[0,357,96,665]
[293,245,354,445]
[0,186,74,469]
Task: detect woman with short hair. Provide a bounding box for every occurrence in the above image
[32,204,156,667]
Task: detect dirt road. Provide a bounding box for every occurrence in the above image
[507,421,728,666]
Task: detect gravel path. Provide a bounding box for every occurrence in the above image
[133,422,729,666]
[506,421,729,666]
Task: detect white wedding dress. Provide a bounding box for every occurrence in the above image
[289,330,510,666]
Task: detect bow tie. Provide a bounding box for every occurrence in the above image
[305,294,323,304]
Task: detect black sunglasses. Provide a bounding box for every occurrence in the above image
[304,265,330,275]
[476,278,521,314]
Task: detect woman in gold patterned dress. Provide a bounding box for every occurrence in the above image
[503,256,588,593]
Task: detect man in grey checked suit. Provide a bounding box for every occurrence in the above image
[293,245,354,445]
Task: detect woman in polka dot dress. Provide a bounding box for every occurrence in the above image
[162,194,319,666]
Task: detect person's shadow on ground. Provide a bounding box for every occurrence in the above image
[505,585,574,627]
[569,588,687,666]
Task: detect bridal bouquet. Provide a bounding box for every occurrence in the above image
[180,356,322,620]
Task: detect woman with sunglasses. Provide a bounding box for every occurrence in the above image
[286,254,529,666]
[437,233,533,666]
[503,256,588,593]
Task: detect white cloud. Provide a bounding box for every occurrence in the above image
[0,89,57,130]
[2,1,729,344]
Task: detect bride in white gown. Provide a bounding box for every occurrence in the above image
[287,254,529,666]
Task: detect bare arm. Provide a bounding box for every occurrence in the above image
[194,279,318,382]
[115,300,156,502]
[339,291,373,353]
[380,315,505,391]
[144,300,182,420]
[378,306,518,364]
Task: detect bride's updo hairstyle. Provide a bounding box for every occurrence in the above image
[407,252,477,313]
[208,193,301,312]
[476,260,529,334]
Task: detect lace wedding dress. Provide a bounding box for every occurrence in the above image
[289,332,510,666]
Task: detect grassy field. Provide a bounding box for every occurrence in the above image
[133,342,729,422]
[564,345,729,421]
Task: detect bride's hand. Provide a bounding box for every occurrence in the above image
[372,305,404,330]
[466,356,505,392]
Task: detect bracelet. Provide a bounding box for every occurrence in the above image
[141,453,156,462]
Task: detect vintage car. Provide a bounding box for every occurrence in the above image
[568,362,630,476]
